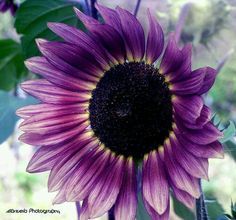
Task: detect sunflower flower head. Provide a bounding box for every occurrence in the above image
[17,4,224,220]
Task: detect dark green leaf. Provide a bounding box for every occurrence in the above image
[14,0,84,58]
[221,121,236,143]
[0,39,27,91]
[224,140,236,161]
[172,196,195,219]
[0,91,37,144]
[206,198,225,219]
[136,192,151,220]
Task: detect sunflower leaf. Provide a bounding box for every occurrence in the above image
[0,39,27,91]
[221,121,236,143]
[0,91,37,144]
[14,0,85,58]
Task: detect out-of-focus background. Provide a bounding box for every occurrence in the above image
[0,0,236,219]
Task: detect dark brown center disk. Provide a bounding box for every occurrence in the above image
[89,62,173,159]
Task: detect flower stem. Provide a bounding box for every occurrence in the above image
[76,202,80,220]
[90,0,98,19]
[196,180,209,220]
[134,0,141,16]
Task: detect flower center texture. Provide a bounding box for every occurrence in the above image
[89,62,173,159]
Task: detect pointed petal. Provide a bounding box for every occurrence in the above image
[171,186,195,210]
[115,158,137,220]
[87,156,125,218]
[143,197,170,220]
[26,131,94,173]
[16,103,88,119]
[74,7,99,25]
[19,121,89,146]
[19,112,88,135]
[142,151,169,215]
[65,147,111,201]
[84,23,126,63]
[170,67,205,95]
[164,140,200,198]
[159,33,182,74]
[170,135,209,180]
[175,121,223,145]
[21,79,91,104]
[145,9,164,64]
[173,95,203,124]
[47,22,110,70]
[25,57,96,91]
[95,4,122,33]
[197,67,217,95]
[116,6,145,61]
[177,135,224,159]
[168,44,192,82]
[48,139,100,192]
[36,40,104,77]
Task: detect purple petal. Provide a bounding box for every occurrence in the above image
[19,112,88,135]
[197,67,217,94]
[53,188,67,204]
[168,44,192,82]
[170,67,205,95]
[171,185,195,210]
[84,23,126,64]
[164,140,200,198]
[26,131,94,173]
[25,57,96,92]
[170,136,209,180]
[159,33,182,74]
[173,95,203,124]
[177,135,224,159]
[36,39,104,78]
[182,105,211,129]
[48,140,100,192]
[145,9,164,64]
[115,158,137,220]
[143,196,170,220]
[19,121,89,146]
[95,4,122,33]
[142,151,169,214]
[47,22,110,70]
[21,79,91,104]
[74,7,99,25]
[175,121,223,145]
[64,147,111,201]
[116,6,145,61]
[16,103,88,119]
[86,155,125,218]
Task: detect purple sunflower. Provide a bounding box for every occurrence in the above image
[17,4,224,220]
[0,0,18,15]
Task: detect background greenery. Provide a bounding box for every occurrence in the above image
[0,0,236,219]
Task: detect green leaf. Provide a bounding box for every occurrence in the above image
[14,0,84,58]
[221,121,236,143]
[0,91,37,144]
[224,139,236,161]
[206,198,225,219]
[0,39,27,91]
[136,192,151,220]
[172,196,195,219]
